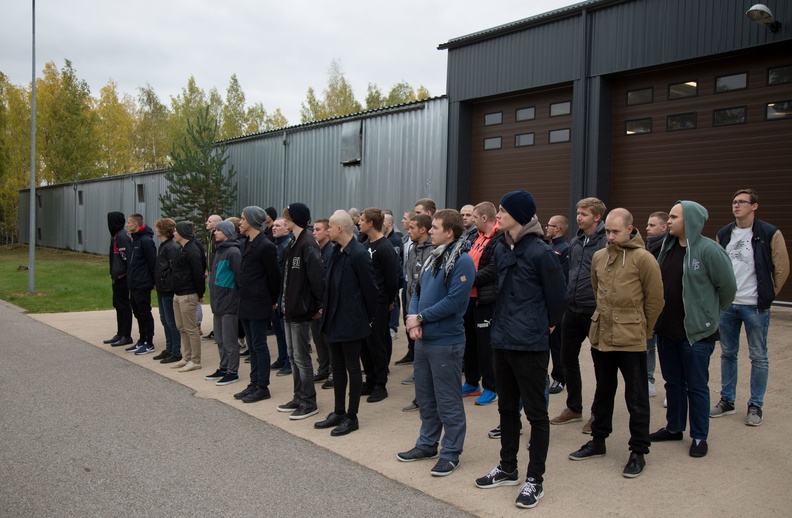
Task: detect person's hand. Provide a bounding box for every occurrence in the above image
[199,298,204,304]
[409,326,423,340]
[313,309,322,320]
[406,314,421,331]
[389,303,394,311]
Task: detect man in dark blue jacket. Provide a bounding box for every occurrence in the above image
[474,191,567,510]
[311,218,334,388]
[545,214,570,394]
[105,212,133,347]
[314,210,377,437]
[125,213,157,355]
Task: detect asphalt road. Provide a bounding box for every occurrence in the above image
[0,301,472,518]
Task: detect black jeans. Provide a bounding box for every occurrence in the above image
[112,278,132,337]
[361,303,390,388]
[129,289,154,343]
[494,348,550,484]
[463,299,496,391]
[311,318,331,377]
[561,309,593,414]
[330,339,364,419]
[590,348,650,454]
[549,326,564,384]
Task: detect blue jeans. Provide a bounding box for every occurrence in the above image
[157,293,180,355]
[414,340,466,462]
[657,335,715,440]
[242,319,270,388]
[285,321,316,406]
[719,304,771,408]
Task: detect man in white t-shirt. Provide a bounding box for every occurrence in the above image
[711,189,789,426]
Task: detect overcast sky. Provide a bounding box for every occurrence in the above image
[2,0,575,124]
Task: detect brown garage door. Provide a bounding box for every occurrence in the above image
[610,46,792,303]
[470,86,573,223]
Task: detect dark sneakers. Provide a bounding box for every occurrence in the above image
[103,334,121,344]
[515,478,544,509]
[315,412,346,429]
[277,400,301,413]
[622,452,646,478]
[152,350,169,361]
[689,439,708,458]
[394,354,413,366]
[397,446,439,462]
[161,353,181,364]
[110,336,133,347]
[331,416,359,436]
[241,386,271,403]
[549,380,564,394]
[430,458,459,477]
[234,384,256,400]
[216,373,239,386]
[710,398,736,417]
[746,405,763,426]
[321,379,334,389]
[475,465,520,488]
[569,440,606,460]
[289,404,319,420]
[649,427,684,442]
[204,369,227,381]
[367,386,388,403]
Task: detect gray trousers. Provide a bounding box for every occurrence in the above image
[214,313,239,374]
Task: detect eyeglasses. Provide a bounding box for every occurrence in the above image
[545,224,559,228]
[732,200,754,206]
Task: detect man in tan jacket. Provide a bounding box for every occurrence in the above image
[568,208,664,479]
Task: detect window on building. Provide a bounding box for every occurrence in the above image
[515,133,535,147]
[713,106,747,126]
[548,128,571,143]
[667,112,697,131]
[78,190,84,205]
[766,100,792,120]
[715,73,748,93]
[340,120,363,165]
[136,183,145,203]
[549,102,571,117]
[625,118,652,135]
[483,137,502,150]
[484,112,503,126]
[515,107,535,121]
[626,88,653,106]
[668,81,697,100]
[77,230,83,245]
[768,65,792,86]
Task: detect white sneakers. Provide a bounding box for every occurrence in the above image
[177,361,201,372]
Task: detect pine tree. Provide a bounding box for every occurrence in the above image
[159,105,237,240]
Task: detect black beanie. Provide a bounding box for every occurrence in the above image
[265,207,278,222]
[499,191,537,226]
[286,202,311,229]
[175,221,195,240]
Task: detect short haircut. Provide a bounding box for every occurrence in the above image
[155,218,176,239]
[576,197,607,218]
[608,208,633,227]
[362,207,384,232]
[225,217,241,233]
[348,208,361,218]
[314,218,330,230]
[473,201,496,219]
[404,209,415,219]
[129,213,144,226]
[550,215,569,231]
[382,209,393,216]
[649,211,669,223]
[330,210,354,234]
[410,214,432,232]
[414,198,437,215]
[733,188,758,204]
[433,209,464,240]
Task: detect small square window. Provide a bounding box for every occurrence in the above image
[515,133,535,147]
[484,137,502,150]
[768,65,792,86]
[667,112,697,131]
[515,107,535,121]
[548,128,571,143]
[713,106,747,126]
[550,102,571,117]
[625,118,652,135]
[627,88,653,106]
[77,230,83,245]
[668,81,697,100]
[78,190,84,206]
[766,100,792,120]
[136,184,145,203]
[484,112,503,126]
[715,73,747,93]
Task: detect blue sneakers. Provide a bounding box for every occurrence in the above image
[461,383,482,397]
[134,343,155,355]
[475,389,497,406]
[125,342,142,352]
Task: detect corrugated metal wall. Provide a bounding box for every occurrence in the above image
[17,97,448,255]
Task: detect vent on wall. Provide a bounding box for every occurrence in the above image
[137,184,145,203]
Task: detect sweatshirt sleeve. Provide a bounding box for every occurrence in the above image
[639,253,665,334]
[263,244,282,306]
[540,249,569,327]
[708,245,737,311]
[304,245,325,310]
[771,230,790,295]
[189,243,206,298]
[144,238,157,285]
[381,244,400,302]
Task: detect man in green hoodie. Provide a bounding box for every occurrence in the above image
[649,201,736,458]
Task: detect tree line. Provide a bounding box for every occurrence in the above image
[0,59,430,244]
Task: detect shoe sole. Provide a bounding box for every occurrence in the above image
[216,379,239,386]
[551,418,582,425]
[475,399,497,406]
[289,409,319,420]
[710,410,737,418]
[475,479,520,489]
[745,420,763,426]
[623,470,644,478]
[515,490,544,509]
[396,452,439,462]
[568,452,605,461]
[134,350,154,355]
[277,405,300,413]
[462,392,483,397]
[431,465,458,476]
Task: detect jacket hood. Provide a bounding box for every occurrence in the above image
[607,229,645,251]
[678,200,708,247]
[108,212,126,236]
[217,236,240,249]
[504,215,543,246]
[576,220,606,241]
[131,224,155,240]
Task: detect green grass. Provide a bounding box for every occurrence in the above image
[0,245,117,313]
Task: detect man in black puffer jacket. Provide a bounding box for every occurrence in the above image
[125,213,157,354]
[105,212,133,347]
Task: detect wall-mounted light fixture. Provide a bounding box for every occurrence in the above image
[746,4,782,33]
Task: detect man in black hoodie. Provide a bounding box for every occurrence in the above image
[105,212,133,347]
[124,213,157,354]
[644,211,668,398]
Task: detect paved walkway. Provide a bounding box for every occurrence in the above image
[5,300,792,516]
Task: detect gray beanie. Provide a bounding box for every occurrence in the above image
[215,220,235,239]
[242,206,266,230]
[175,221,195,239]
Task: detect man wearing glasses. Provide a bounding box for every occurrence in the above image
[711,189,789,426]
[545,216,570,394]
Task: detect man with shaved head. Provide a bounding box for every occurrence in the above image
[568,208,663,478]
[204,214,223,340]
